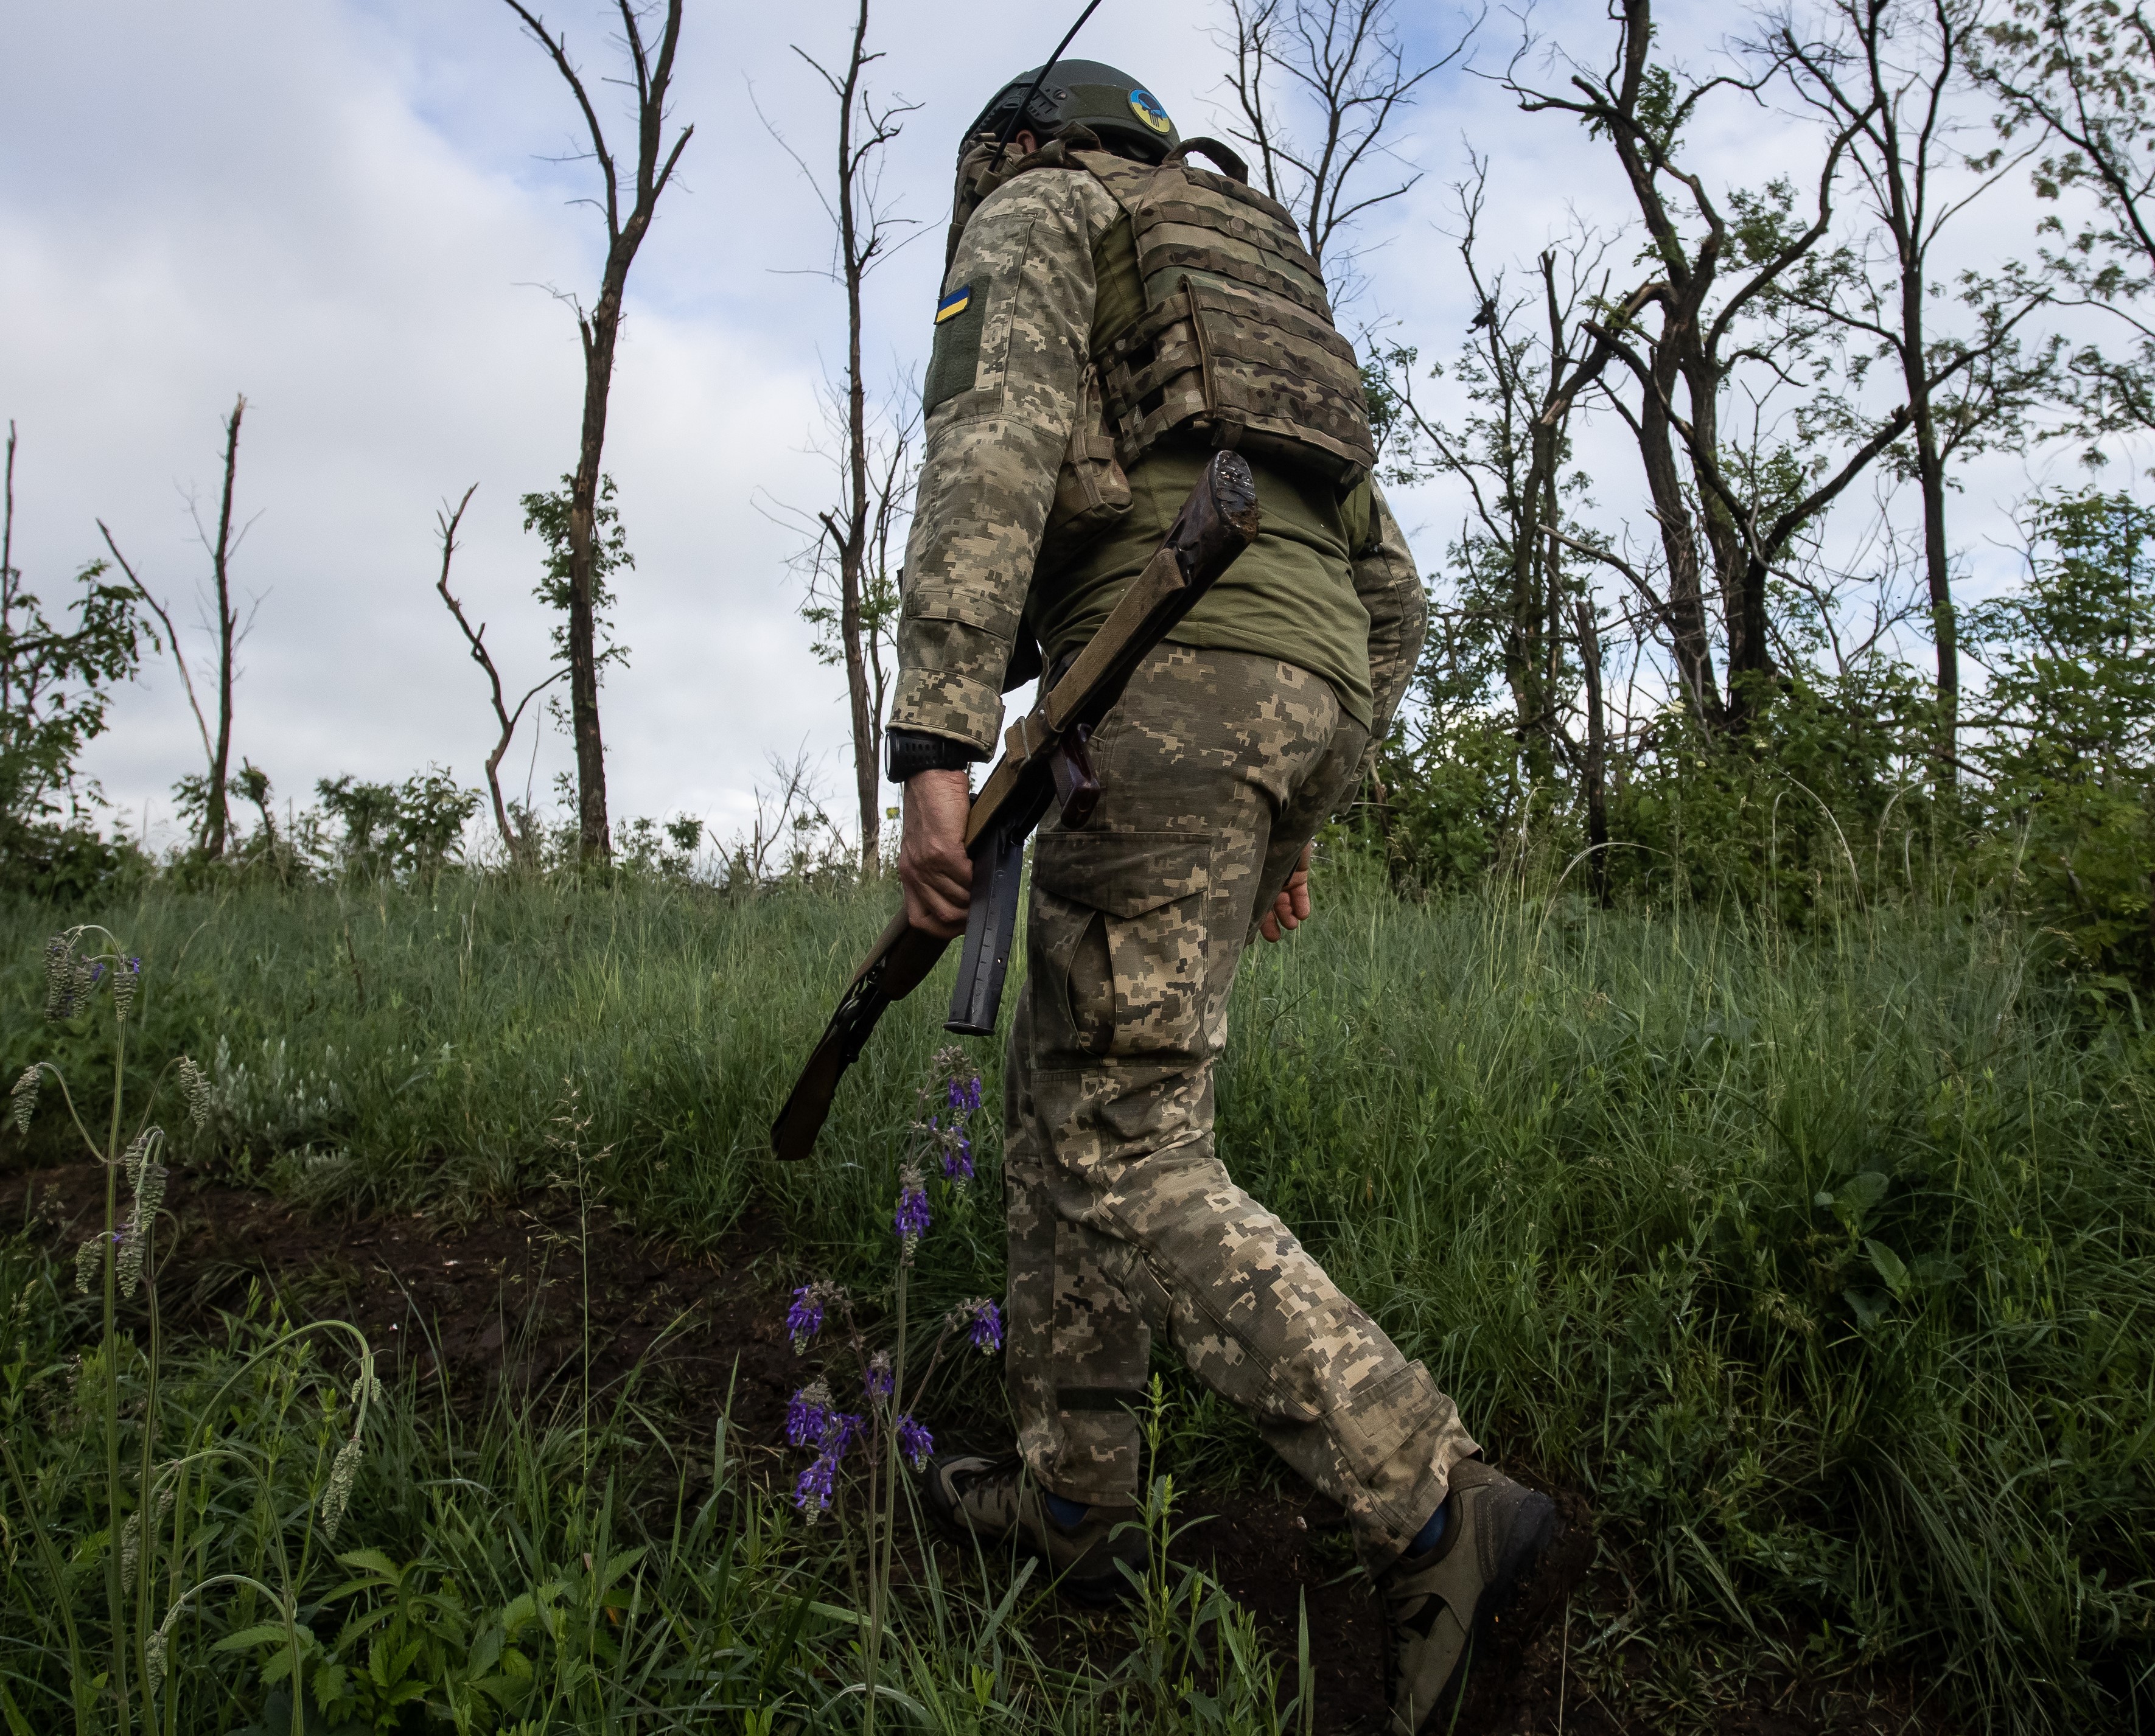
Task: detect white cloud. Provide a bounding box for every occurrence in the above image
[0,0,2129,852]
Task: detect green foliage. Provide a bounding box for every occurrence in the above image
[1216,884,2153,1731]
[1602,663,1941,913]
[1367,483,2154,965]
[0,561,144,841]
[0,542,148,901]
[0,880,2148,1729]
[313,770,483,884]
[519,473,632,678]
[1968,490,2155,986]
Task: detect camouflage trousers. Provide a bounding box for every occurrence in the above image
[1003,644,1478,1574]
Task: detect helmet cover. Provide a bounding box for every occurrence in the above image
[960,58,1181,166]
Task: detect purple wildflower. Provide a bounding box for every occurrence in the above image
[941,1131,974,1183]
[786,1379,833,1448]
[893,1166,932,1252]
[864,1351,894,1402]
[896,1414,934,1470]
[785,1285,824,1353]
[794,1454,839,1514]
[965,1300,1004,1353]
[948,1073,983,1115]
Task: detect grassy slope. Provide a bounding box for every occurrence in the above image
[2,873,2148,1729]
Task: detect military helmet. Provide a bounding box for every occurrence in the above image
[961,58,1180,166]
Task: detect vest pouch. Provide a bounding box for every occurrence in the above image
[1100,281,1370,492]
[1043,368,1133,555]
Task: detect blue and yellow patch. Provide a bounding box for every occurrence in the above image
[935,287,973,325]
[1128,88,1172,134]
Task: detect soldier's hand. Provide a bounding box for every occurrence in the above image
[1259,843,1314,943]
[899,769,973,938]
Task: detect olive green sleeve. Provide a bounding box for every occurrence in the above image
[889,175,1104,755]
[1352,481,1427,761]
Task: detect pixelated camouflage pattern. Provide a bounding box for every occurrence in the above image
[1077,151,1376,486]
[1002,644,1477,1573]
[892,171,1120,753]
[891,167,1427,758]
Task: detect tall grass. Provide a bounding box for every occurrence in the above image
[0,1235,1312,1733]
[0,869,2148,1729]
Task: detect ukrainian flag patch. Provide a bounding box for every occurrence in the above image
[935,286,972,325]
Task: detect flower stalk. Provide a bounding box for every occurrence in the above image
[778,1047,991,1734]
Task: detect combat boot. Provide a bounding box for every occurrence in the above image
[1380,1459,1563,1735]
[921,1451,1147,1605]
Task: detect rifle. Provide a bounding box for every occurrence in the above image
[769,450,1260,1162]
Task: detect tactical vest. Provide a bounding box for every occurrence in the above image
[1072,145,1375,492]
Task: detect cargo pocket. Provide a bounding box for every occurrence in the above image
[1328,1361,1444,1485]
[1041,368,1132,557]
[1033,829,1214,1058]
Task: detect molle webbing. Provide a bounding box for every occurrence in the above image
[1075,151,1375,489]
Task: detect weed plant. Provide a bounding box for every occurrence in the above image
[0,1178,1314,1732]
[0,870,2146,1729]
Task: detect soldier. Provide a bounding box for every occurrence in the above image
[883,59,1566,1732]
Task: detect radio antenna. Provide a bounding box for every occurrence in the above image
[995,0,1107,153]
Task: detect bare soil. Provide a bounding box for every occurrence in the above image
[4,1160,1946,1735]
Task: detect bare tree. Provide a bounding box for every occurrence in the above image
[1373,165,1618,786]
[764,0,919,876]
[1509,0,1915,731]
[431,485,568,866]
[1218,0,1476,278]
[501,0,693,864]
[1775,0,2056,775]
[96,522,212,779]
[192,396,247,857]
[101,397,250,856]
[800,396,918,841]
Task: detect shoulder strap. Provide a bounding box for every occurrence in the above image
[1069,147,1158,214]
[1167,137,1250,184]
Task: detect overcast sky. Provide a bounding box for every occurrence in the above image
[0,0,2125,855]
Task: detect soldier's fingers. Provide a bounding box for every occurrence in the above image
[905,878,969,938]
[924,849,971,900]
[1258,908,1281,943]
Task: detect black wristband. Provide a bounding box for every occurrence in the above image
[885,728,979,785]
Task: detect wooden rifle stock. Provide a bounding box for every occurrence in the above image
[769,451,1260,1162]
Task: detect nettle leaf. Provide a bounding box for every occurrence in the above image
[310,1661,348,1713]
[1865,1238,1912,1300]
[467,1623,505,1679]
[1843,1288,1891,1330]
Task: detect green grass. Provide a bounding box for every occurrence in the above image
[1,869,2150,1731]
[0,1243,1295,1735]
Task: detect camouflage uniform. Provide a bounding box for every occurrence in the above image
[895,159,1477,1575]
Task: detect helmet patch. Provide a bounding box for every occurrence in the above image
[935,286,973,324]
[1128,89,1172,134]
